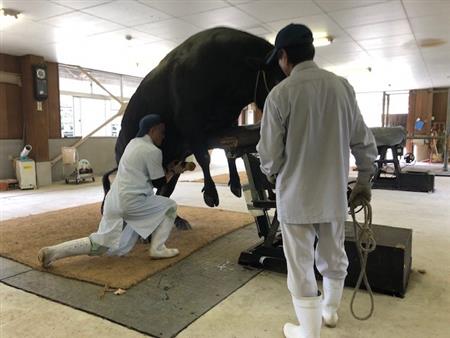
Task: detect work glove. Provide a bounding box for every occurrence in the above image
[349,179,372,207]
[168,161,185,175]
[168,161,196,175]
[266,174,276,185]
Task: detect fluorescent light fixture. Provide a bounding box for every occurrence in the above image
[314,36,333,47]
[0,8,21,29]
[265,31,334,47]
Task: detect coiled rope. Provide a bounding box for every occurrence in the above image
[349,199,376,320]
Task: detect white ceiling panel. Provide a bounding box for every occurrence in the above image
[0,30,53,57]
[50,0,111,10]
[267,14,351,42]
[329,1,406,28]
[1,0,73,20]
[245,25,271,37]
[358,34,415,50]
[403,0,450,18]
[410,15,450,40]
[134,18,202,40]
[317,40,365,56]
[236,0,322,22]
[140,0,228,17]
[315,0,387,13]
[347,19,412,41]
[421,47,450,68]
[82,0,170,26]
[43,11,123,37]
[1,18,62,43]
[0,0,448,90]
[86,28,161,47]
[181,6,260,29]
[367,45,421,59]
[318,50,370,65]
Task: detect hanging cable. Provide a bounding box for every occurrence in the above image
[349,199,376,320]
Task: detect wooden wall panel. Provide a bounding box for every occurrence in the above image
[413,89,433,135]
[0,54,22,139]
[0,54,20,73]
[432,90,448,124]
[0,84,22,139]
[47,62,61,138]
[20,55,50,161]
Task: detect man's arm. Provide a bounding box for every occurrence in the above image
[256,95,286,179]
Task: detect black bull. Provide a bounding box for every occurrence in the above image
[102,27,285,228]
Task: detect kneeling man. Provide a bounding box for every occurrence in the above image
[39,114,187,267]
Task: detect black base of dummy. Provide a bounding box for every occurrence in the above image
[238,222,412,297]
[373,172,435,192]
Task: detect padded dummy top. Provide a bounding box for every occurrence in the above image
[370,126,407,147]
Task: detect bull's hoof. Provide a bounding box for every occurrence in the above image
[202,186,219,207]
[175,216,192,230]
[228,181,242,198]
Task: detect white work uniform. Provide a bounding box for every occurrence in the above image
[90,135,177,256]
[257,61,377,298]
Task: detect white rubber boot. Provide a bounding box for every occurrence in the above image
[283,292,322,338]
[149,218,179,259]
[322,278,345,328]
[38,237,92,268]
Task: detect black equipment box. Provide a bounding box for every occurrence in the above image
[373,171,435,193]
[238,222,412,297]
[344,222,412,297]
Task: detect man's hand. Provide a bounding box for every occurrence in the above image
[349,181,371,206]
[168,161,185,175]
[168,161,196,175]
[266,174,276,185]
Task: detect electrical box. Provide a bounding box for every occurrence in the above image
[16,159,37,190]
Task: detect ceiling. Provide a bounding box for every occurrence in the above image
[1,0,449,92]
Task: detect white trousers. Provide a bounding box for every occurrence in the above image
[281,221,349,298]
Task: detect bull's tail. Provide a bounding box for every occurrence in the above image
[101,167,118,214]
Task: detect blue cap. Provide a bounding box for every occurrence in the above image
[266,23,314,65]
[136,114,162,137]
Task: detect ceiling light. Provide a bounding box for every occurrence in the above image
[313,36,333,47]
[0,8,21,28]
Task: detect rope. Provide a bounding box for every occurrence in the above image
[253,69,270,104]
[349,199,376,320]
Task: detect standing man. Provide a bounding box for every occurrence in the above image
[257,24,377,338]
[39,114,187,267]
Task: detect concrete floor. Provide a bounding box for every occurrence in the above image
[1,167,449,337]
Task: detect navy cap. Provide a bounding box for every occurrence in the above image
[136,114,162,137]
[266,23,314,65]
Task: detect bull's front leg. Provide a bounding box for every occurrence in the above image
[193,144,219,207]
[226,156,242,197]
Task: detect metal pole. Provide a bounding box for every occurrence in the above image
[77,66,122,105]
[444,89,450,171]
[386,93,390,127]
[382,91,386,127]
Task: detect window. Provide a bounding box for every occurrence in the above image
[58,64,142,138]
[355,92,383,127]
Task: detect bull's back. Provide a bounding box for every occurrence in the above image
[115,27,273,162]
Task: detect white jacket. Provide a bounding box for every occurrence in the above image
[257,61,377,224]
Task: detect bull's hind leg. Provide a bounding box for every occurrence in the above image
[157,175,192,230]
[193,144,219,207]
[227,156,242,197]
